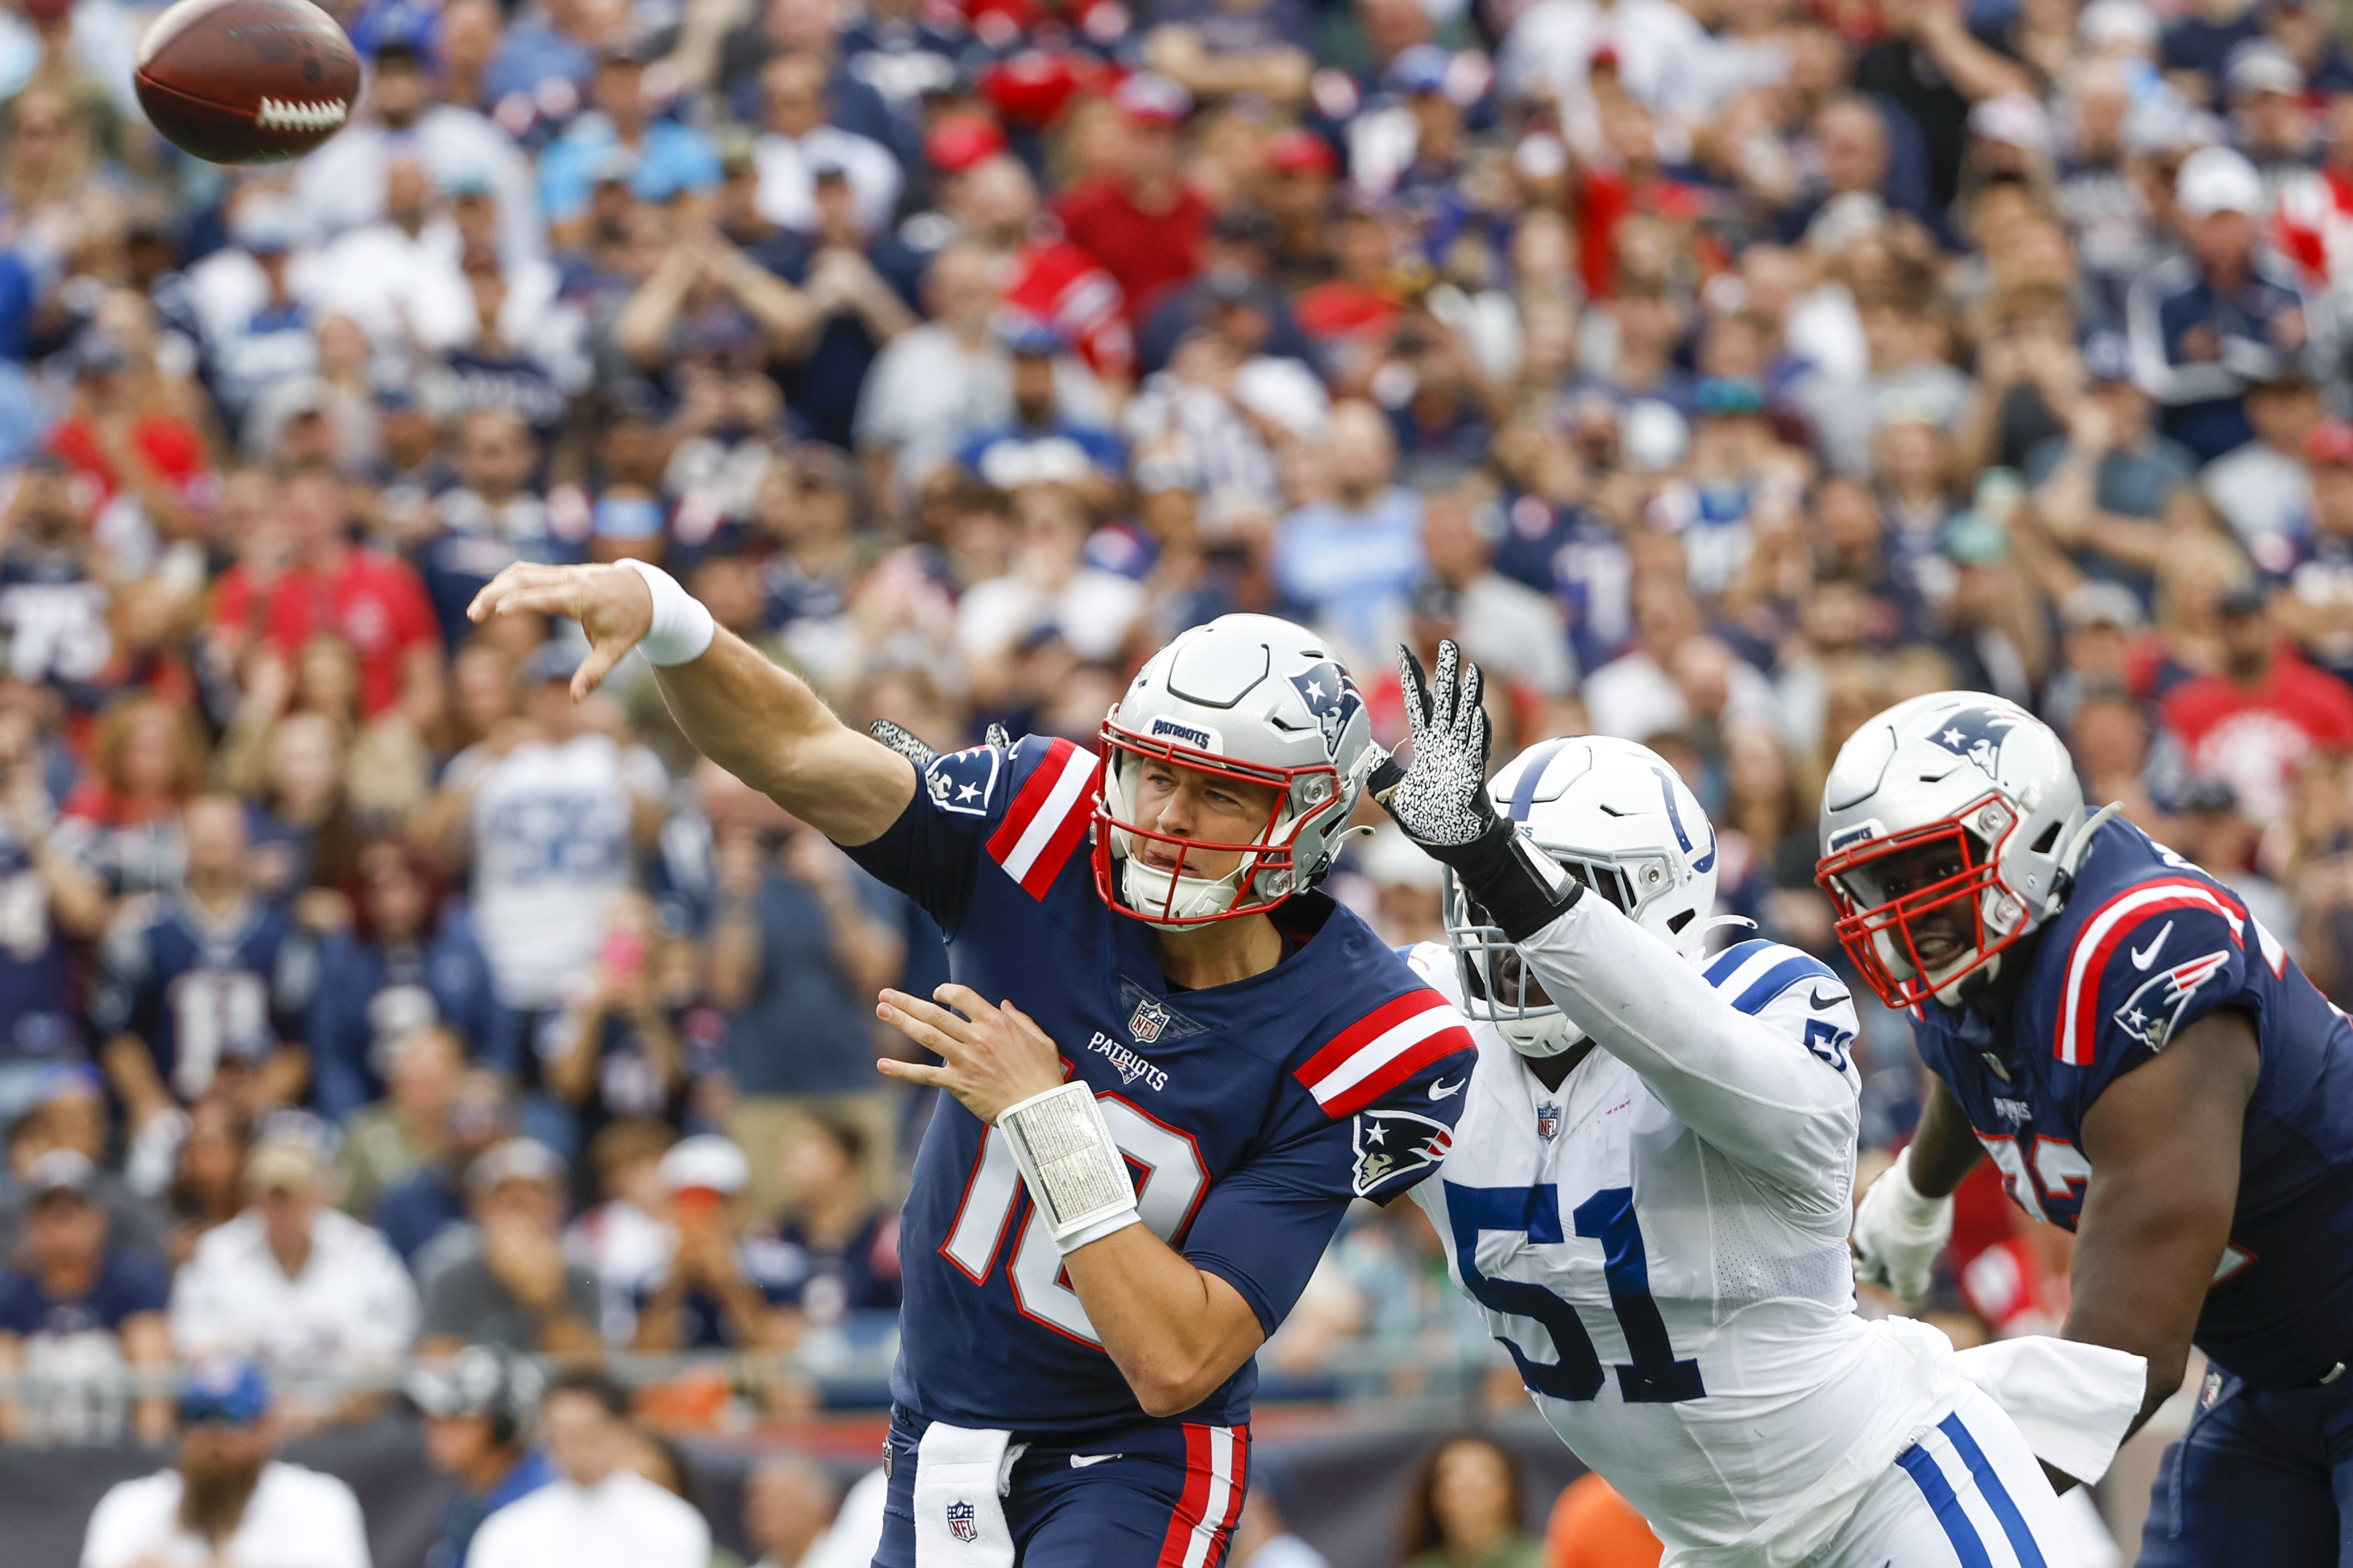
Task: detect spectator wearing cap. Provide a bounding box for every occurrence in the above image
[2024,328,2200,589]
[469,1366,709,1568]
[420,642,665,1091]
[2159,580,2353,825]
[1136,205,1318,378]
[417,1137,602,1355]
[309,840,497,1127]
[1273,399,1426,668]
[541,47,722,246]
[632,1135,800,1352]
[2228,41,2317,196]
[169,1135,419,1419]
[2264,419,2353,684]
[954,318,1126,507]
[752,52,902,239]
[1053,74,1214,331]
[80,1361,371,1568]
[2127,144,2328,462]
[2041,583,2148,733]
[2204,362,2323,546]
[0,1071,170,1268]
[1259,129,1340,292]
[408,1346,559,1568]
[0,1149,171,1445]
[1647,375,1810,603]
[91,796,318,1133]
[421,409,580,648]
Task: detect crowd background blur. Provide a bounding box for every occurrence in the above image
[0,0,2344,1557]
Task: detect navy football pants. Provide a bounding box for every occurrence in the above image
[2139,1370,2353,1566]
[873,1406,1250,1568]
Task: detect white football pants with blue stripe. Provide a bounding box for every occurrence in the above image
[1812,1384,2077,1568]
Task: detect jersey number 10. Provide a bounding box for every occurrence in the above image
[1445,1181,1706,1403]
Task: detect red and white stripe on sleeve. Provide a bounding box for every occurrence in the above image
[984,738,1100,900]
[1294,988,1475,1119]
[2056,878,2244,1066]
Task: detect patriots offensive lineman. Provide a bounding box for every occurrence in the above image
[1378,646,2138,1568]
[466,559,1476,1568]
[1819,691,2353,1566]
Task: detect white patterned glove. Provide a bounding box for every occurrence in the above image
[1375,640,1578,940]
[872,721,1011,768]
[1852,1145,1954,1302]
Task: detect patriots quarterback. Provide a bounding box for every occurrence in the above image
[1377,645,2139,1567]
[467,560,1476,1568]
[1819,689,2353,1566]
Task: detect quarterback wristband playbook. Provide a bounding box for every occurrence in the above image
[617,559,717,666]
[997,1082,1141,1253]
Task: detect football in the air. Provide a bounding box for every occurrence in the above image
[134,0,359,165]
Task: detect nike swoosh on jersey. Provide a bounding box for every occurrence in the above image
[2130,921,2173,971]
[1069,1453,1122,1468]
[1429,1075,1467,1101]
[1808,987,1848,1009]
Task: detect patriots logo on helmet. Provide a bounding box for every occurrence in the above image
[2113,950,2233,1050]
[1288,661,1364,755]
[1924,707,2021,778]
[946,1501,979,1543]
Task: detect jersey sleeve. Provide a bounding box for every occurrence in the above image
[840,736,1099,934]
[1516,901,1861,1212]
[2045,882,2260,1123]
[1183,983,1476,1336]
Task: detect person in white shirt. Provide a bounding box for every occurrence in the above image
[81,1359,372,1568]
[469,1369,711,1568]
[167,1137,420,1422]
[752,52,902,237]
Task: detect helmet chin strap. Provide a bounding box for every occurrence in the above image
[1119,848,1248,933]
[1501,1013,1584,1058]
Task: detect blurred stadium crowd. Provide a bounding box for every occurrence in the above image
[0,0,2351,1555]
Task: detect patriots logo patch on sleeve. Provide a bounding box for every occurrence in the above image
[924,745,1002,817]
[1924,707,2022,778]
[1351,1107,1453,1198]
[2113,950,2234,1050]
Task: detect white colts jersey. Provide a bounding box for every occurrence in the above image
[1407,904,1969,1567]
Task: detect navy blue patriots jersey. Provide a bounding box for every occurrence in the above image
[1906,817,2353,1388]
[844,736,1478,1436]
[92,896,317,1103]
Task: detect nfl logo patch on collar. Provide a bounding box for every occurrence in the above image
[1536,1102,1560,1141]
[947,1501,979,1543]
[1130,995,1170,1045]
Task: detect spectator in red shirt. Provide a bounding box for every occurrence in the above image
[2160,585,2353,826]
[1052,72,1213,329]
[45,332,209,552]
[209,466,443,728]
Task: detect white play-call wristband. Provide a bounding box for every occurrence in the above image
[617,558,717,666]
[997,1081,1140,1254]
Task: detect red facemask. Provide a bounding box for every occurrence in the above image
[1815,796,2028,1010]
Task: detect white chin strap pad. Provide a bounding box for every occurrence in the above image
[1501,1013,1582,1058]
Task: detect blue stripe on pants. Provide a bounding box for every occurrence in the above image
[1939,1414,2048,1568]
[1896,1440,1995,1568]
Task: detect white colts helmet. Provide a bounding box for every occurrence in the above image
[1447,736,1721,1058]
[1093,614,1378,931]
[1815,691,2088,1010]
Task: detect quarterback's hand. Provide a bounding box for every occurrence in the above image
[466,562,653,701]
[873,983,1065,1125]
[1851,1145,1954,1303]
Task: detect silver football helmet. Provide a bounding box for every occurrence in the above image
[1815,691,2090,1010]
[1447,736,1721,1057]
[1093,614,1379,930]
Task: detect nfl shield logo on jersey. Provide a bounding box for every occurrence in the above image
[1130,995,1171,1045]
[946,1501,978,1543]
[1535,1102,1560,1141]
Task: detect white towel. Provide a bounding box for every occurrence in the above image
[913,1422,1027,1568]
[1954,1336,2148,1484]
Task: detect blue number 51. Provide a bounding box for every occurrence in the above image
[1444,1181,1705,1404]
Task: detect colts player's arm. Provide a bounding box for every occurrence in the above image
[466,562,916,846]
[873,985,1269,1419]
[2067,1010,2257,1434]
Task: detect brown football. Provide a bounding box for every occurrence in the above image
[134,0,359,165]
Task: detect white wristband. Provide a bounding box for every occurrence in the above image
[997,1081,1140,1254]
[1883,1145,1951,1228]
[617,559,716,666]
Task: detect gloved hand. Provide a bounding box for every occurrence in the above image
[1851,1144,1954,1302]
[1373,640,1578,940]
[873,720,1012,768]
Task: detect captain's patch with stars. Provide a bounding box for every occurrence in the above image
[924,745,1002,818]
